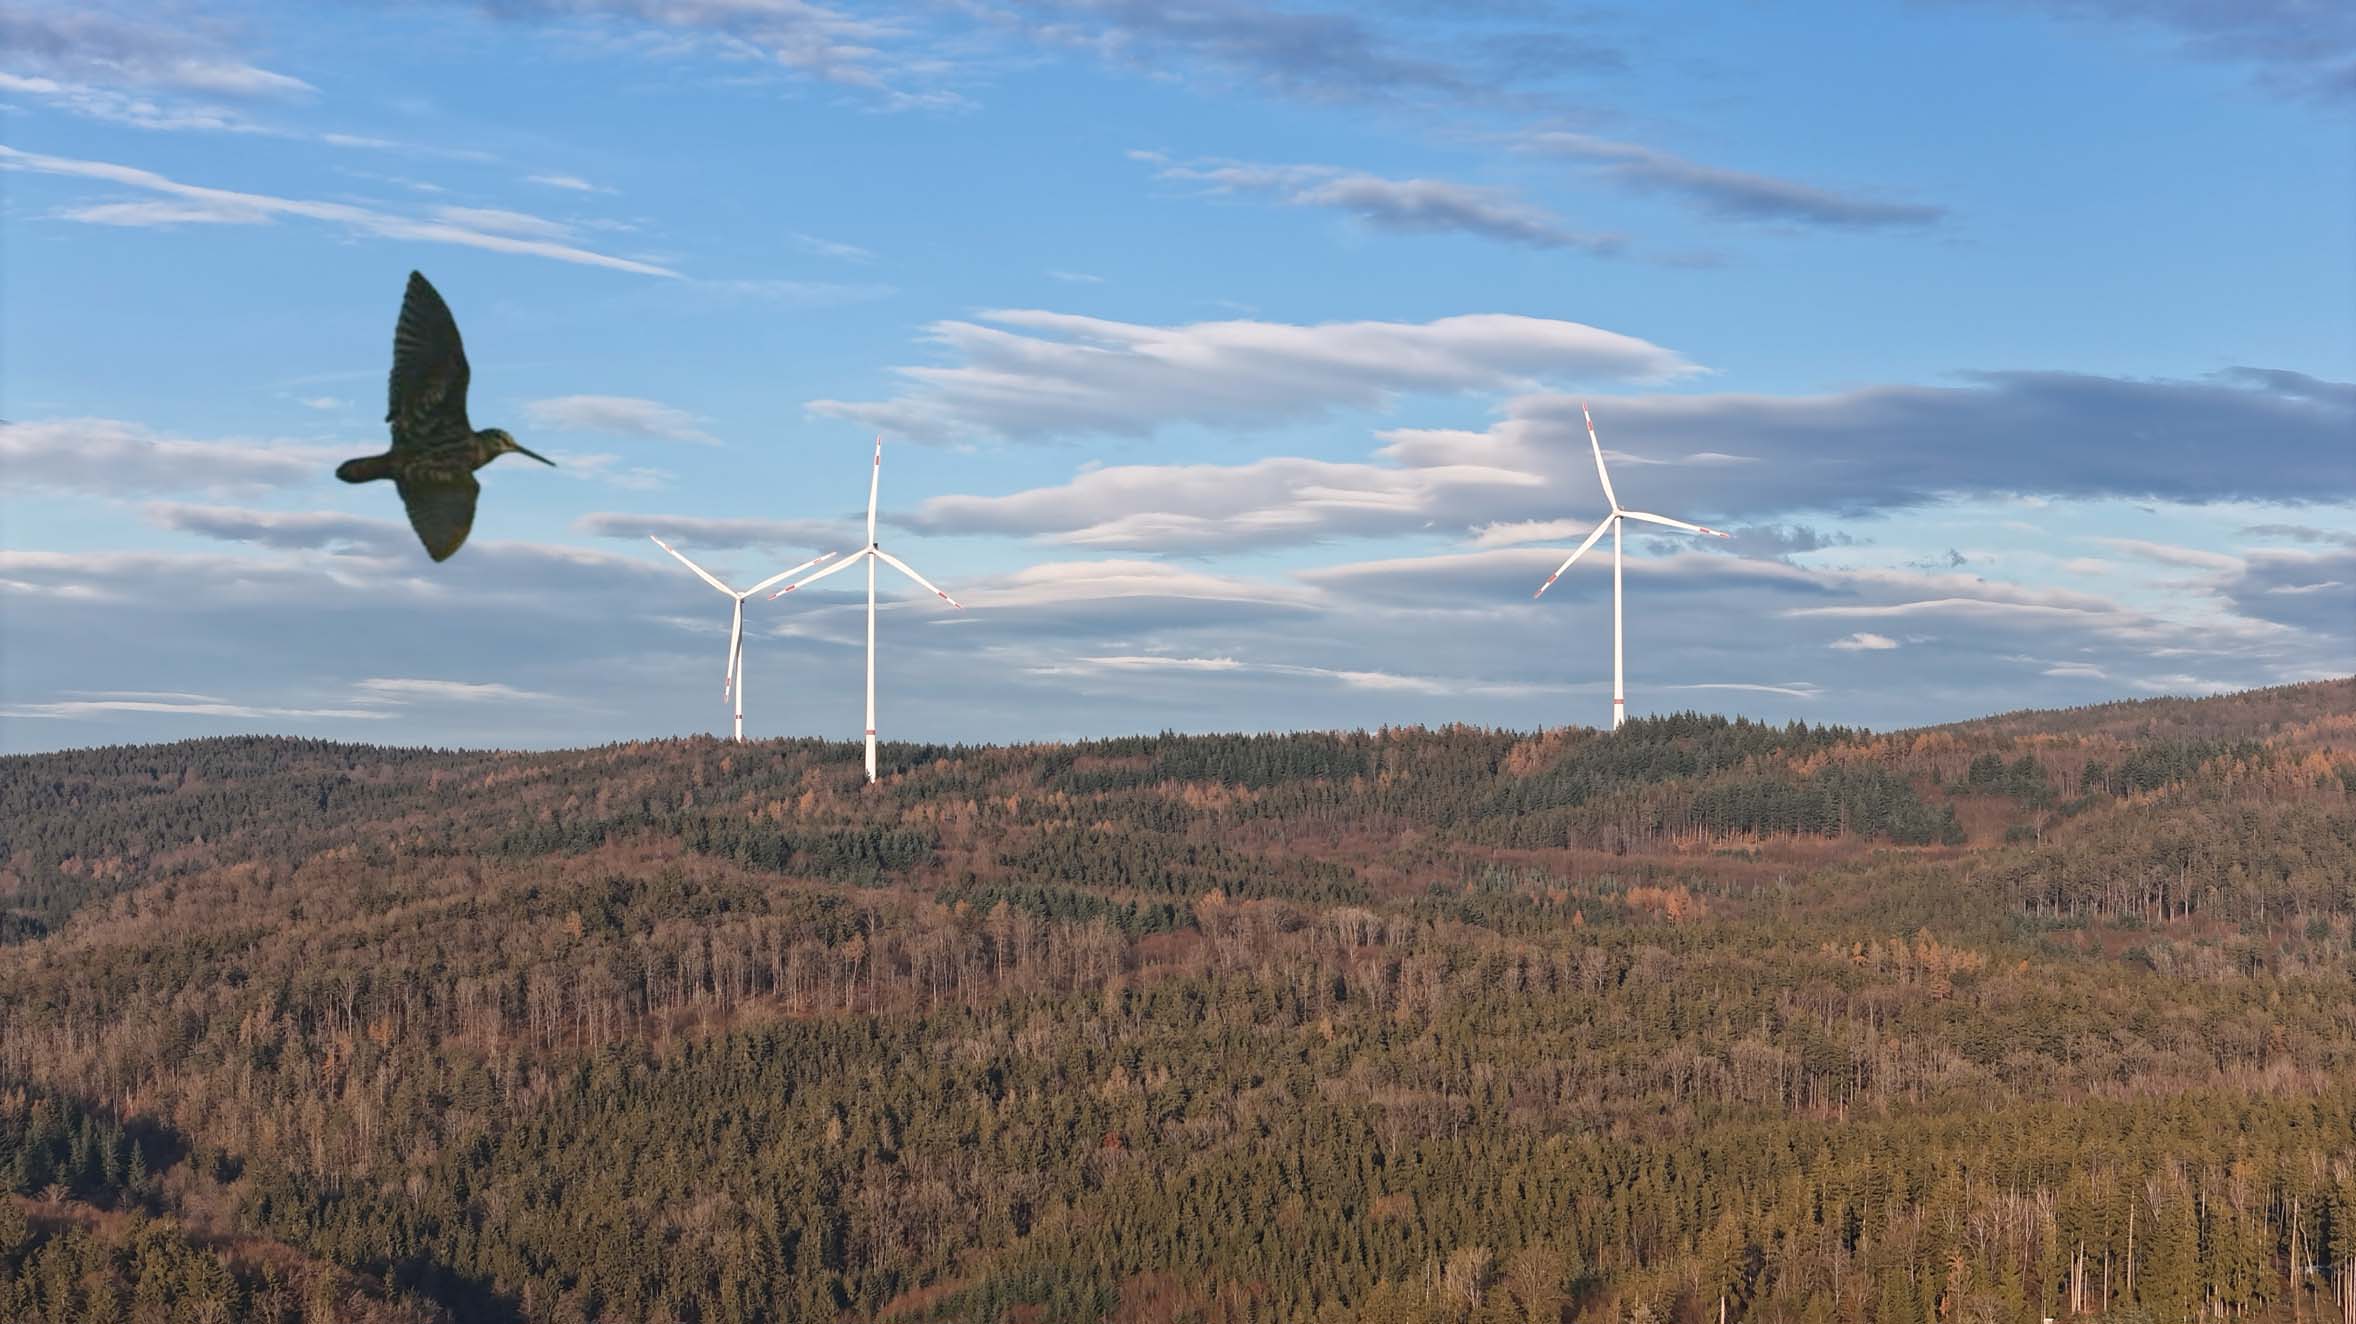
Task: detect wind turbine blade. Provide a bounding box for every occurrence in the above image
[866,434,882,545]
[875,548,964,608]
[1533,517,1614,598]
[1582,402,1620,511]
[725,599,743,700]
[767,548,869,598]
[742,550,839,598]
[1619,510,1730,538]
[649,536,737,596]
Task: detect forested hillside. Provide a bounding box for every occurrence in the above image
[1,679,2352,1324]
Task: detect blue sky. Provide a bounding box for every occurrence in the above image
[3,0,2350,753]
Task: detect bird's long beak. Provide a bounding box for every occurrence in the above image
[514,443,556,466]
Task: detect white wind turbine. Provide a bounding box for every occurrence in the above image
[1532,402,1729,730]
[649,537,835,743]
[767,436,963,782]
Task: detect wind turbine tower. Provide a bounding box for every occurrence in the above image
[770,436,963,781]
[649,538,833,742]
[1532,403,1730,729]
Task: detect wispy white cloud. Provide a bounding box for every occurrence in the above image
[525,394,719,444]
[988,0,1609,108]
[526,172,606,192]
[480,0,967,111]
[1972,0,2356,102]
[575,512,852,552]
[693,277,896,304]
[0,71,269,133]
[939,560,1323,632]
[353,677,557,704]
[3,697,389,721]
[1471,518,1595,549]
[4,418,331,495]
[59,197,269,226]
[1043,653,1571,699]
[906,455,1545,550]
[1146,152,1624,253]
[0,8,315,99]
[2083,535,2243,571]
[787,230,872,261]
[2129,674,2245,695]
[1671,681,1824,699]
[3,675,554,723]
[1829,632,1899,651]
[813,309,1700,441]
[144,502,408,551]
[547,451,676,491]
[430,204,578,241]
[1,145,680,276]
[1517,131,1946,229]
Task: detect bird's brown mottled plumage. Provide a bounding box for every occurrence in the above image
[336,271,552,562]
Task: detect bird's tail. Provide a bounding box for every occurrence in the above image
[337,454,397,483]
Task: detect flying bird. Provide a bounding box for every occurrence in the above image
[337,271,553,561]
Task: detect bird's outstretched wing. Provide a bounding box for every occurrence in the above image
[388,271,473,451]
[397,471,480,562]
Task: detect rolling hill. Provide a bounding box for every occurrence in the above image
[1,679,2351,1323]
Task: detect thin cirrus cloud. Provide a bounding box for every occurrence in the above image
[429,204,581,242]
[1038,654,1573,700]
[474,0,1621,112]
[1965,0,2356,101]
[786,231,873,262]
[902,456,1548,552]
[1144,152,1625,254]
[1830,632,1900,651]
[352,677,557,704]
[991,0,1622,108]
[0,6,316,99]
[524,395,719,444]
[0,145,679,276]
[1517,132,1947,230]
[0,72,272,134]
[1471,518,1597,550]
[473,0,965,111]
[143,502,409,552]
[810,309,1702,441]
[1294,544,1826,607]
[525,172,606,192]
[574,512,855,553]
[2081,536,2244,571]
[2,696,391,721]
[2,677,552,725]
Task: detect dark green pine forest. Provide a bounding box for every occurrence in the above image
[2,679,2353,1324]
